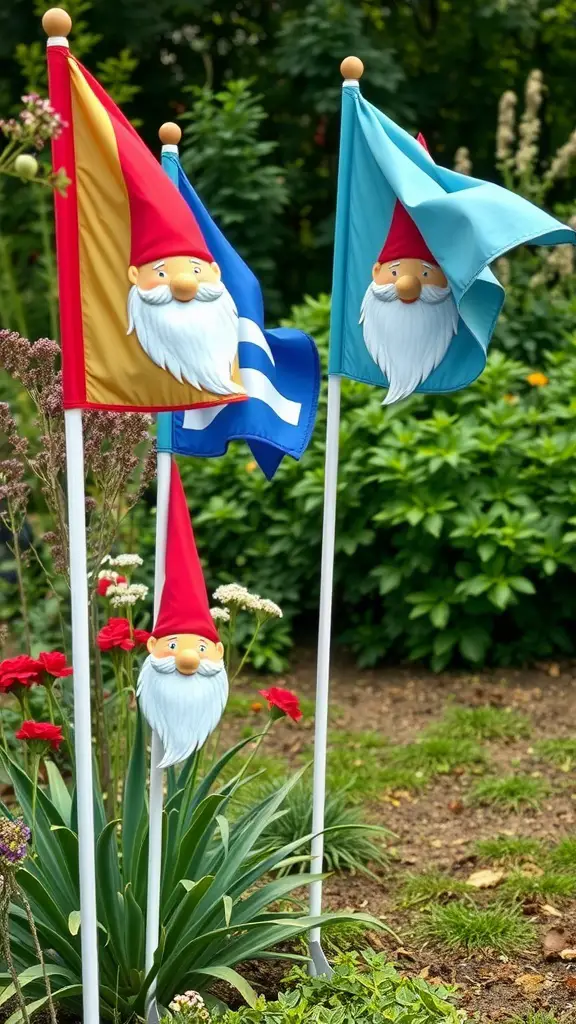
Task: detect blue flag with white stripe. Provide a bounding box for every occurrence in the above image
[157,151,320,480]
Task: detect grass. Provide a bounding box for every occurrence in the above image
[534,737,576,769]
[324,732,427,800]
[431,704,531,742]
[470,774,549,811]
[401,871,468,906]
[474,835,545,865]
[419,901,536,954]
[390,736,486,776]
[548,836,576,872]
[506,1014,568,1024]
[501,869,576,902]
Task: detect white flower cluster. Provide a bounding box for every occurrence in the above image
[107,582,149,607]
[97,570,124,584]
[101,553,144,568]
[212,584,283,619]
[168,990,209,1021]
[210,606,231,623]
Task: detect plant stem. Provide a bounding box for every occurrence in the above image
[90,604,111,815]
[36,187,58,340]
[0,219,28,337]
[7,498,32,655]
[19,885,58,1024]
[50,687,74,767]
[0,879,30,1024]
[230,621,262,685]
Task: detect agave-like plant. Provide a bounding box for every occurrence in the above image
[0,717,388,1022]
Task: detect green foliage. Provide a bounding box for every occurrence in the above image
[501,870,576,901]
[401,872,468,907]
[431,705,531,742]
[548,836,576,872]
[534,737,576,769]
[1,724,385,1020]
[474,835,544,865]
[169,289,576,671]
[217,950,464,1024]
[257,780,391,877]
[419,902,535,954]
[179,81,289,309]
[470,775,549,810]
[390,737,486,776]
[505,1013,565,1024]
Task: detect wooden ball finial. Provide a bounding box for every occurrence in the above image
[340,56,364,81]
[159,122,182,145]
[42,7,72,37]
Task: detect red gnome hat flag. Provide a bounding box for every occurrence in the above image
[377,132,435,265]
[153,461,219,643]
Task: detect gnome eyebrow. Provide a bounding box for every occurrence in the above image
[389,261,401,268]
[153,260,165,270]
[422,261,435,269]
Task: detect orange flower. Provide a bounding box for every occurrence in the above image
[503,393,519,404]
[245,460,257,473]
[526,372,549,387]
[251,701,263,713]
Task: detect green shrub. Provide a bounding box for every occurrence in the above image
[470,775,549,810]
[1,722,386,1020]
[217,950,464,1023]
[136,292,576,671]
[419,902,535,954]
[256,780,391,877]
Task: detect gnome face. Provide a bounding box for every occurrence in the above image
[138,631,228,769]
[127,255,243,397]
[360,254,459,406]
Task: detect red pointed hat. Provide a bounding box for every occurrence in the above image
[153,461,219,643]
[377,132,435,265]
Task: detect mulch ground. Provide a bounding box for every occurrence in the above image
[222,653,576,1021]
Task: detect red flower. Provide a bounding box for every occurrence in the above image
[0,655,41,692]
[16,721,64,750]
[97,574,127,597]
[97,617,134,651]
[37,651,73,678]
[97,618,150,652]
[133,628,151,647]
[259,686,303,722]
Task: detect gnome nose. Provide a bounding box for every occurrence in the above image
[176,648,201,674]
[395,275,421,303]
[170,273,199,302]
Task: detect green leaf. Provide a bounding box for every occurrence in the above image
[68,910,81,936]
[0,965,75,1009]
[122,708,147,884]
[459,629,490,664]
[489,581,513,609]
[216,814,230,857]
[223,895,233,927]
[509,575,536,594]
[430,602,450,629]
[194,966,258,1007]
[45,760,72,826]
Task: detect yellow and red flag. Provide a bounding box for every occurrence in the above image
[47,39,246,412]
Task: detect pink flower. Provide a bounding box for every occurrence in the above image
[97,618,150,652]
[0,655,41,692]
[37,651,73,679]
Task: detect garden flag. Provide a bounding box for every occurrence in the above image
[46,42,248,412]
[137,460,228,768]
[331,73,576,403]
[157,150,320,479]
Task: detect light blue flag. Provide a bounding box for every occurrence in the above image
[330,81,576,394]
[157,152,320,480]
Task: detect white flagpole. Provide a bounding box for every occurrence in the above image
[309,56,364,977]
[308,375,341,976]
[64,409,101,1024]
[145,449,171,1023]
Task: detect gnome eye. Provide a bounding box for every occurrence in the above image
[158,271,166,279]
[391,270,397,277]
[193,266,201,276]
[422,270,429,278]
[198,643,207,653]
[168,641,177,651]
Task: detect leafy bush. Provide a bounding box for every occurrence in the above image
[2,722,384,1020]
[217,950,464,1023]
[154,288,576,672]
[256,780,391,877]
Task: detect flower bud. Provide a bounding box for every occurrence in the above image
[14,154,39,179]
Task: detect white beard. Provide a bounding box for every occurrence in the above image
[137,654,229,768]
[127,281,242,396]
[359,282,459,405]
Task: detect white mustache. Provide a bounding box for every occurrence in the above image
[371,282,452,305]
[136,281,225,305]
[149,653,225,677]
